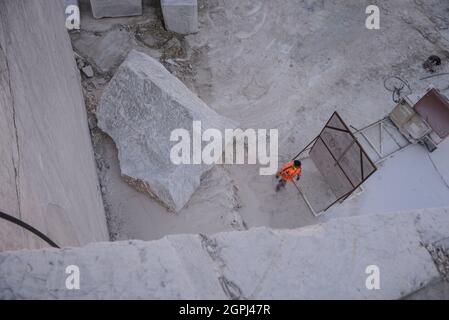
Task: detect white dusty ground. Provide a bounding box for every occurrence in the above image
[74,0,449,241]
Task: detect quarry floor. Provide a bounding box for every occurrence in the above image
[72,0,449,242]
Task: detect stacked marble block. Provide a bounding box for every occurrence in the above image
[90,0,143,18]
[161,0,198,35]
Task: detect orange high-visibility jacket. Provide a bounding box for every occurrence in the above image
[278,161,302,182]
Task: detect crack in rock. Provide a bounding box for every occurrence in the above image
[425,243,449,281]
[0,33,22,218]
[199,234,245,299]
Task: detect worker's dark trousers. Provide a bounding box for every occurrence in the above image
[276,179,287,191]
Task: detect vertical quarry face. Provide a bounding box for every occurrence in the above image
[0,0,109,251]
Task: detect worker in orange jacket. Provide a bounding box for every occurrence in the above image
[275,160,302,191]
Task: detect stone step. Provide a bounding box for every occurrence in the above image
[1,207,448,299]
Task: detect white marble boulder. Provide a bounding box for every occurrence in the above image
[97,50,236,212]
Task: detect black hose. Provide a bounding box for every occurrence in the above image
[0,211,59,248]
[383,76,412,103]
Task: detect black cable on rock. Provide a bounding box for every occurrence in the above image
[0,211,59,248]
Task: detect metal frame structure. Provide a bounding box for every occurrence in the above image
[351,117,412,164]
[293,112,377,216]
